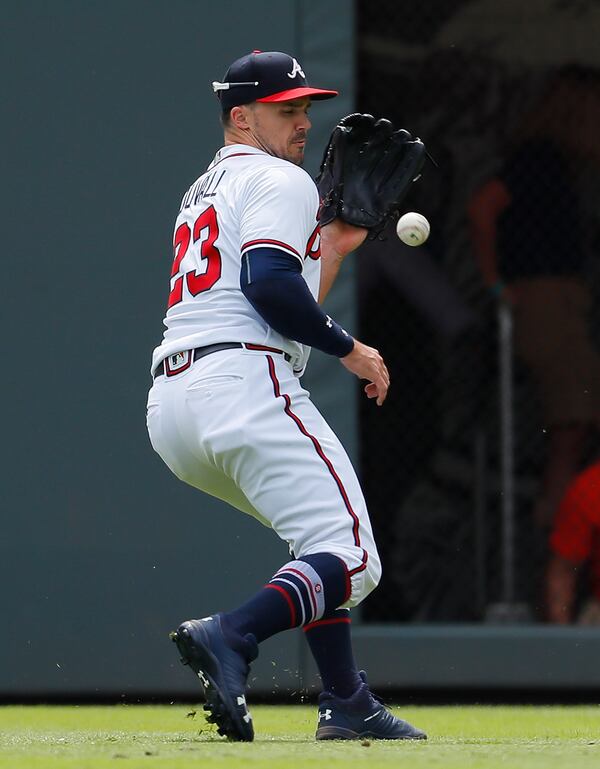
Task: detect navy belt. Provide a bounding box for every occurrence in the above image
[154,342,291,378]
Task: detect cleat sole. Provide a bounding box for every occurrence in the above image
[316,726,361,740]
[315,726,427,742]
[317,725,427,741]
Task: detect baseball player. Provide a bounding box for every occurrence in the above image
[146,50,426,742]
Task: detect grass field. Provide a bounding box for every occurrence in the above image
[0,703,599,769]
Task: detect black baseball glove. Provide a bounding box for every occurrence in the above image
[316,113,427,238]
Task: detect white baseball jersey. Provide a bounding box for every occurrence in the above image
[151,144,322,376]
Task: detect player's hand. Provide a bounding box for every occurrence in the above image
[340,339,390,406]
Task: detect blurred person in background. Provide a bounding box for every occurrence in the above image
[546,459,600,624]
[468,65,600,534]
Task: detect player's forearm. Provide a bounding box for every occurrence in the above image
[240,248,354,357]
[546,555,578,624]
[318,245,345,303]
[318,221,367,303]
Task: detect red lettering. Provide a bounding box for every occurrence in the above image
[166,206,222,309]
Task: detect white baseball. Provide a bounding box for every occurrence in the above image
[396,212,430,246]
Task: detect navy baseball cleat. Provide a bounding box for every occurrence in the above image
[315,672,427,741]
[170,614,258,741]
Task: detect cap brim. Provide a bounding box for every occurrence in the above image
[257,86,338,102]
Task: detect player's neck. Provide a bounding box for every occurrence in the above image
[223,128,264,153]
[223,127,285,160]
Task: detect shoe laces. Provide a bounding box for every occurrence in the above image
[358,671,387,708]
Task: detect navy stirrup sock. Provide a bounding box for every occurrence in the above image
[221,553,349,643]
[304,608,362,698]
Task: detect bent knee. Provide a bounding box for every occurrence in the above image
[301,543,382,608]
[342,547,382,608]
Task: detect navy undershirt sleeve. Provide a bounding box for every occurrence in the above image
[240,248,354,358]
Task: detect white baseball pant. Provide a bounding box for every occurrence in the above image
[146,347,381,606]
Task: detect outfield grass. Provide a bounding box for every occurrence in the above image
[0,704,599,768]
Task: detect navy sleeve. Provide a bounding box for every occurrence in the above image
[240,248,354,358]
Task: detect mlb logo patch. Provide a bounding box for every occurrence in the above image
[165,350,192,377]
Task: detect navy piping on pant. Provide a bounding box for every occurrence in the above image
[265,355,368,582]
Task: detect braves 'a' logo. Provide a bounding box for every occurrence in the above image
[287,58,305,79]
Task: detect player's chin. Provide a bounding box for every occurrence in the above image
[289,142,306,165]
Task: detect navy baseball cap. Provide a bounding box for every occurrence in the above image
[212,50,338,110]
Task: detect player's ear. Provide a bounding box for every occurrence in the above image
[230,105,252,131]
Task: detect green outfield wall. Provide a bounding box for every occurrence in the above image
[2,1,598,700]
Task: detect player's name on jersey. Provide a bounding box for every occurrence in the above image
[181,169,226,210]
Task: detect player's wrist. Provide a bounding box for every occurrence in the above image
[335,334,355,358]
[340,337,356,358]
[321,219,368,258]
